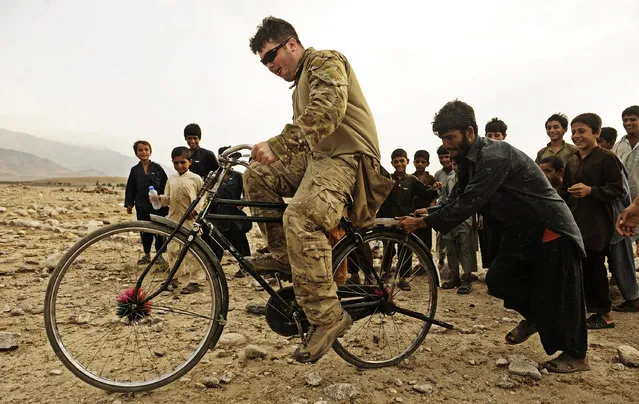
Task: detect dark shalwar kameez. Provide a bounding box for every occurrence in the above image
[124,161,169,254]
[425,137,588,359]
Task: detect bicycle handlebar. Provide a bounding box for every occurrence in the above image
[221,144,253,158]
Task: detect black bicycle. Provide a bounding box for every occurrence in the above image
[44,144,451,392]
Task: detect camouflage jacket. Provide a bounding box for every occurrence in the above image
[267,48,380,165]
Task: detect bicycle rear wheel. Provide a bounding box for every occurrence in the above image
[44,221,224,392]
[332,227,437,368]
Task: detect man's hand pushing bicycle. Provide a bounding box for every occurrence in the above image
[397,208,429,234]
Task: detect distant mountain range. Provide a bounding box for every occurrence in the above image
[0,129,139,181]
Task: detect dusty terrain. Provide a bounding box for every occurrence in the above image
[1,182,638,404]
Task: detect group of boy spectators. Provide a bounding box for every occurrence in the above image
[379,106,639,334]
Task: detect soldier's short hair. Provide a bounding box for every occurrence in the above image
[485,117,507,135]
[391,149,408,160]
[432,99,478,138]
[545,113,569,130]
[249,16,301,54]
[571,113,602,133]
[622,105,639,119]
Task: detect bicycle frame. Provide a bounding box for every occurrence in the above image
[132,144,453,330]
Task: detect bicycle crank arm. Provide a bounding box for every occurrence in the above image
[391,304,454,329]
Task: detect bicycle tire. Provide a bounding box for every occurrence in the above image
[44,221,225,392]
[331,226,437,368]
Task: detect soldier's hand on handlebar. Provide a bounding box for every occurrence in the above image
[251,142,279,165]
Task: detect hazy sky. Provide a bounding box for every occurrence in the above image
[1,0,638,172]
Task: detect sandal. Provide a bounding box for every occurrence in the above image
[397,279,412,291]
[441,278,461,289]
[612,299,639,313]
[543,352,591,373]
[137,255,151,265]
[585,314,615,329]
[457,280,472,295]
[505,319,538,345]
[180,282,201,295]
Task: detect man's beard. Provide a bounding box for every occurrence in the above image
[456,135,471,157]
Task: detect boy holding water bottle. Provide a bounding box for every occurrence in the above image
[124,140,169,266]
[157,146,204,294]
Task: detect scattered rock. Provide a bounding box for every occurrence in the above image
[412,384,434,394]
[244,344,268,359]
[0,332,20,350]
[323,383,359,401]
[612,363,625,371]
[507,354,541,380]
[305,371,323,386]
[0,207,6,213]
[42,253,61,270]
[48,369,62,376]
[202,377,220,388]
[215,349,232,358]
[496,358,509,367]
[217,332,248,347]
[540,368,549,375]
[10,307,25,316]
[495,375,517,389]
[220,371,235,384]
[12,219,42,229]
[617,345,639,367]
[245,302,267,315]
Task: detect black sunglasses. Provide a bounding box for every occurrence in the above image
[260,37,292,66]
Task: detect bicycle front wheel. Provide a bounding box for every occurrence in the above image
[332,227,438,368]
[44,221,224,392]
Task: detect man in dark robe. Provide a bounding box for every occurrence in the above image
[398,100,589,373]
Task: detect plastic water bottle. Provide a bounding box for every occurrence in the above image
[148,186,162,210]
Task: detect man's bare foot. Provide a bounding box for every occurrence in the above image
[543,352,590,373]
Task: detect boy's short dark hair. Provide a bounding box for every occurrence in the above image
[432,99,478,138]
[600,127,618,144]
[485,117,507,135]
[171,146,192,160]
[133,140,152,154]
[184,123,202,139]
[539,155,565,172]
[249,16,301,54]
[622,105,639,118]
[391,148,408,160]
[571,113,602,133]
[436,146,450,156]
[413,150,430,162]
[545,113,569,130]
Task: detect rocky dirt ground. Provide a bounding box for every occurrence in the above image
[1,183,639,404]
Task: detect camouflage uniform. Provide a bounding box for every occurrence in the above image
[244,48,384,325]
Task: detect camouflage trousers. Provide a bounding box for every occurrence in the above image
[243,152,357,325]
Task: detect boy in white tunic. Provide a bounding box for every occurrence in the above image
[158,146,204,294]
